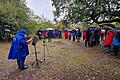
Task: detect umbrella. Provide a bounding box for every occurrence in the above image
[42,30,48,32]
[46,28,54,30]
[75,29,78,31]
[87,26,97,30]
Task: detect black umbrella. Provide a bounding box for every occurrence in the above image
[102,24,116,28]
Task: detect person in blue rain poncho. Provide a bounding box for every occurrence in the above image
[54,30,59,38]
[112,32,120,56]
[8,29,29,70]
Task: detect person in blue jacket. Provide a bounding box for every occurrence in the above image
[54,30,59,38]
[72,29,77,41]
[47,30,52,42]
[112,32,120,56]
[58,30,62,39]
[8,29,29,70]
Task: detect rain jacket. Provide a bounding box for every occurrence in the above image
[103,31,114,46]
[83,31,86,40]
[64,31,69,39]
[54,30,59,37]
[77,30,82,37]
[48,30,52,38]
[72,30,77,36]
[112,35,120,46]
[8,29,29,60]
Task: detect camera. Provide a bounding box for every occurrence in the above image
[32,35,39,46]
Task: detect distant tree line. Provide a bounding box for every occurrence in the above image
[0,0,57,40]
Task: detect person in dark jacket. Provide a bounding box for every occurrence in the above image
[89,30,95,47]
[72,29,77,41]
[68,30,72,40]
[58,30,62,39]
[47,30,52,42]
[85,30,91,47]
[94,30,100,46]
[37,30,42,40]
[77,29,82,43]
[8,29,29,70]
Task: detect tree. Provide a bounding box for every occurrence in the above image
[39,21,57,30]
[0,0,57,40]
[51,0,120,25]
[0,0,30,31]
[0,0,32,40]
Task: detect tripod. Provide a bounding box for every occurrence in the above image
[43,39,50,62]
[31,46,42,67]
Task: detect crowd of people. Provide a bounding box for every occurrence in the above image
[37,29,62,41]
[34,28,120,58]
[62,27,120,58]
[103,30,120,57]
[8,27,120,70]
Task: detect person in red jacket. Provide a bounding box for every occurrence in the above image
[103,31,114,46]
[64,31,68,39]
[103,31,114,53]
[42,32,46,38]
[83,30,86,41]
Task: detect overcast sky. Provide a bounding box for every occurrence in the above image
[26,0,54,21]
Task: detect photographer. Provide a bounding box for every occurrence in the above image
[8,29,33,70]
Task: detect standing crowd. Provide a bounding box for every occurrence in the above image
[62,27,120,58]
[8,27,120,70]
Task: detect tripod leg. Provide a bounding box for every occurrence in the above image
[37,59,43,63]
[31,60,36,66]
[46,45,50,56]
[31,59,42,67]
[43,45,46,62]
[36,60,39,67]
[31,46,42,67]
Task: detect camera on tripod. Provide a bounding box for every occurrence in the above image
[42,39,47,46]
[31,35,50,66]
[32,35,39,46]
[31,35,42,67]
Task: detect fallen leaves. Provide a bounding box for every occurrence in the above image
[0,39,120,80]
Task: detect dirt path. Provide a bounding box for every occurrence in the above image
[0,39,120,80]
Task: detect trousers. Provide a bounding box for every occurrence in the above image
[17,57,26,70]
[113,45,119,56]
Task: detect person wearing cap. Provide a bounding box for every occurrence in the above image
[8,29,32,70]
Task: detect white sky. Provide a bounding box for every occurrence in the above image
[26,0,55,21]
